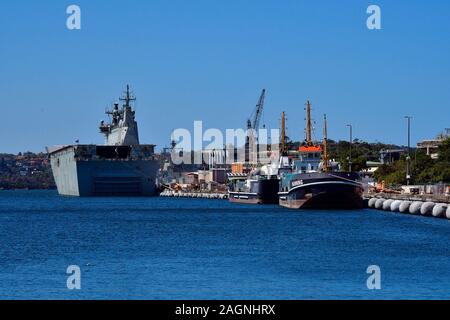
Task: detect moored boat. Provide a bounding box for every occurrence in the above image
[278,102,364,210]
[278,171,364,209]
[228,165,279,204]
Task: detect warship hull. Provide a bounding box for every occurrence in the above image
[49,145,159,197]
[278,172,364,210]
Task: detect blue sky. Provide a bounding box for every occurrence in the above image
[0,0,449,153]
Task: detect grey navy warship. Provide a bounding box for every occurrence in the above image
[47,86,159,196]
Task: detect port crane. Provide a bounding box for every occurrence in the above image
[247,89,266,132]
[245,89,266,164]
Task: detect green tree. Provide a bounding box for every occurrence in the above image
[375,137,450,184]
[438,137,450,162]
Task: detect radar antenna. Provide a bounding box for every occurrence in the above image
[119,85,136,107]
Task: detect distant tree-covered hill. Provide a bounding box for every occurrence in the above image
[0,152,55,190]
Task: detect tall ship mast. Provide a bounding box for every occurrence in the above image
[47,85,159,197]
[322,114,331,172]
[305,100,313,146]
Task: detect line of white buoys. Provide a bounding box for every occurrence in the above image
[368,198,378,208]
[382,199,394,211]
[420,202,436,216]
[409,201,424,215]
[375,198,385,210]
[390,200,403,212]
[367,197,450,219]
[159,190,227,199]
[399,201,412,213]
[432,204,447,218]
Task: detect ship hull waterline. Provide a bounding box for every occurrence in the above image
[228,178,280,205]
[279,181,364,210]
[49,145,159,197]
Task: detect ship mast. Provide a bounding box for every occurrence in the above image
[306,100,313,146]
[322,114,330,172]
[120,85,136,107]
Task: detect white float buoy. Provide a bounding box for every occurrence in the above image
[383,199,394,211]
[368,198,378,208]
[375,198,385,210]
[390,200,402,212]
[432,204,447,218]
[446,206,450,219]
[399,201,412,213]
[409,201,423,215]
[420,202,435,216]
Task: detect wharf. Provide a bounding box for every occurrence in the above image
[159,190,228,200]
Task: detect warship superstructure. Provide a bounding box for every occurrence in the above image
[48,86,159,196]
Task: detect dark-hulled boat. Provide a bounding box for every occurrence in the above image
[278,102,363,210]
[227,89,280,205]
[278,171,364,209]
[228,167,279,204]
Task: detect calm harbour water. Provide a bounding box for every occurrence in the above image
[1,190,450,300]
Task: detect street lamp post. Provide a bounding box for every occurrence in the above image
[405,116,412,186]
[346,124,352,172]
